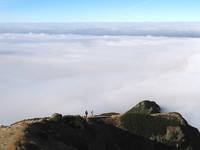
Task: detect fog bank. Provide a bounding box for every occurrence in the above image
[0,23,200,129]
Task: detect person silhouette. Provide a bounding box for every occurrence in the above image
[85,110,88,118]
[91,110,94,117]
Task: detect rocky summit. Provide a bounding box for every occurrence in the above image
[119,101,200,150]
[0,101,199,150]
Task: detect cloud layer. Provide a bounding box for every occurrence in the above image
[0,23,200,129]
[1,22,200,37]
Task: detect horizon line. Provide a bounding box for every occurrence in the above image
[1,21,200,24]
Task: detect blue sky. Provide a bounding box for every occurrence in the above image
[0,0,200,22]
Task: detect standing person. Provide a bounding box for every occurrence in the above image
[91,110,94,117]
[85,110,88,118]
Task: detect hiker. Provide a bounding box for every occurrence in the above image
[91,110,94,117]
[85,110,88,118]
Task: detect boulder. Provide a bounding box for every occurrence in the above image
[49,113,62,122]
[126,100,161,114]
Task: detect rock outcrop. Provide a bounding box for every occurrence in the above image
[126,100,161,114]
[120,101,200,150]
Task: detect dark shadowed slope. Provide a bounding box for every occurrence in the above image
[0,115,174,150]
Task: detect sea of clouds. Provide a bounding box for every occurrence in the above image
[0,23,200,128]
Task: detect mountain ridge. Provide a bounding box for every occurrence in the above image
[0,100,199,150]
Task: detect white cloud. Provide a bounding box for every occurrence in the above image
[0,24,200,129]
